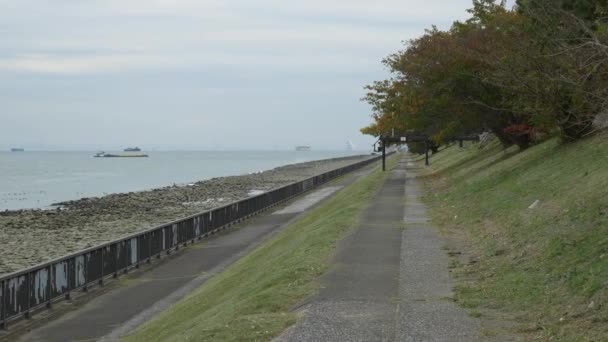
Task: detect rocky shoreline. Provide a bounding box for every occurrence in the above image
[0,155,373,276]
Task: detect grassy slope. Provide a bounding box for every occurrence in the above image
[421,133,608,341]
[124,156,398,342]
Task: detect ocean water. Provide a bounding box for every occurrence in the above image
[0,150,368,211]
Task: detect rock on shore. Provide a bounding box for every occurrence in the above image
[0,155,372,275]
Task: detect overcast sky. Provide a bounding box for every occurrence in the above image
[0,0,497,151]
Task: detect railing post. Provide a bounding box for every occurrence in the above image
[1,279,6,330]
[99,248,104,286]
[25,273,30,319]
[192,219,196,242]
[83,256,88,292]
[135,239,140,269]
[46,265,52,308]
[114,244,119,278]
[124,242,129,274]
[158,230,163,258]
[148,233,152,264]
[65,259,72,300]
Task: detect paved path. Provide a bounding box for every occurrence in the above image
[13,164,378,342]
[277,155,484,342]
[396,158,481,341]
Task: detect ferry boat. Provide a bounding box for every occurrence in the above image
[123,147,141,152]
[10,148,24,152]
[295,146,311,151]
[94,151,148,158]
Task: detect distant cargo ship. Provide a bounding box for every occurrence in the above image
[295,146,311,151]
[94,151,148,158]
[10,148,24,152]
[123,147,141,152]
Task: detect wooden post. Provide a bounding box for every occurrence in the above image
[425,140,430,166]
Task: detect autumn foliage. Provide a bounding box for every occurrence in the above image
[362,0,608,148]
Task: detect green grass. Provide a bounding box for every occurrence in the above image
[124,156,398,342]
[421,134,608,341]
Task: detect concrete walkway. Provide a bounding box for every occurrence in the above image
[277,155,484,342]
[396,158,481,341]
[12,164,378,342]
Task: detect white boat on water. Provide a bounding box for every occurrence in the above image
[295,146,311,151]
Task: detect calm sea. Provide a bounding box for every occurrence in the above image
[0,150,367,211]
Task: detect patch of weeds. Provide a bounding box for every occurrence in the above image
[469,310,482,318]
[454,285,482,309]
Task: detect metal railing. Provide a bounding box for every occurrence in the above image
[0,155,382,329]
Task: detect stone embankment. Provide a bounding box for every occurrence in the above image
[0,155,372,275]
